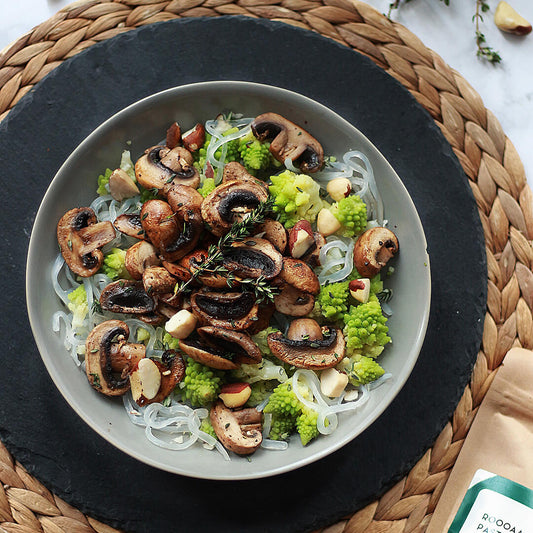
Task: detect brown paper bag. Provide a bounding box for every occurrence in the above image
[427,347,533,532]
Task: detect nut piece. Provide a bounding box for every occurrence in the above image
[165,309,197,339]
[108,168,140,201]
[320,368,349,398]
[317,208,341,237]
[130,358,162,404]
[349,278,371,304]
[182,123,206,152]
[494,1,532,35]
[326,178,352,201]
[219,383,252,408]
[288,220,315,258]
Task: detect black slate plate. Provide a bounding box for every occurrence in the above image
[0,17,485,533]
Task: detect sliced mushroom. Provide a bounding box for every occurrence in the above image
[353,227,399,278]
[179,250,228,289]
[100,280,155,314]
[279,257,320,295]
[190,290,260,330]
[178,337,239,370]
[161,260,192,282]
[85,320,142,396]
[274,285,315,316]
[140,199,203,262]
[135,145,200,191]
[287,318,323,341]
[222,238,283,280]
[253,219,287,253]
[142,266,177,295]
[125,241,161,280]
[198,326,262,365]
[267,326,345,369]
[251,112,324,173]
[114,214,149,241]
[201,179,269,236]
[57,207,116,277]
[210,402,262,455]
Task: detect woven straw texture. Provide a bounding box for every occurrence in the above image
[1,1,532,532]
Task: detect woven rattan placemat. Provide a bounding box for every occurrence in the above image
[1,2,532,532]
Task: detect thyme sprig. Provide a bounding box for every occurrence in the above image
[474,0,501,63]
[174,196,277,299]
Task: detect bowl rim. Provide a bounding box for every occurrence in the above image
[26,80,431,480]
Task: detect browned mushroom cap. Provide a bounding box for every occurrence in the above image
[100,280,155,314]
[135,145,200,190]
[222,238,283,280]
[267,327,345,369]
[142,266,177,295]
[57,207,116,277]
[353,227,399,278]
[140,199,203,262]
[178,337,239,370]
[197,326,262,365]
[125,241,161,280]
[135,350,186,406]
[161,260,192,282]
[253,219,287,253]
[221,162,269,190]
[166,183,204,212]
[114,214,150,241]
[85,320,142,396]
[273,284,315,316]
[279,258,320,295]
[210,402,262,455]
[201,179,269,237]
[251,113,324,173]
[190,290,260,330]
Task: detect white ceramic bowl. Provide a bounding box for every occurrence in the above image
[26,81,430,480]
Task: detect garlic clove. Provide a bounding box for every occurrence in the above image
[494,1,532,35]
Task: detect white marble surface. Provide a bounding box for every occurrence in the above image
[0,0,531,189]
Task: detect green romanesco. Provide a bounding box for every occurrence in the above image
[101,248,129,280]
[268,170,326,228]
[163,332,180,351]
[180,359,225,407]
[67,285,88,328]
[263,381,319,445]
[317,280,351,321]
[339,355,385,386]
[296,407,320,446]
[329,195,367,237]
[198,177,216,197]
[246,381,276,407]
[237,131,278,172]
[343,299,390,358]
[199,417,218,440]
[139,185,158,203]
[269,415,295,441]
[97,168,113,195]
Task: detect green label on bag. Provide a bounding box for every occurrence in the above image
[448,470,533,533]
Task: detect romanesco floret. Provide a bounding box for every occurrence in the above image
[237,132,276,172]
[268,170,326,228]
[317,280,350,321]
[198,178,216,197]
[263,381,320,445]
[67,285,88,328]
[296,407,319,446]
[97,168,113,195]
[163,332,180,351]
[199,417,218,440]
[269,415,295,441]
[349,355,385,386]
[180,359,225,407]
[343,300,390,358]
[329,195,367,237]
[101,248,129,280]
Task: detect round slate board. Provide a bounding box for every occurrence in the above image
[0,17,486,533]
